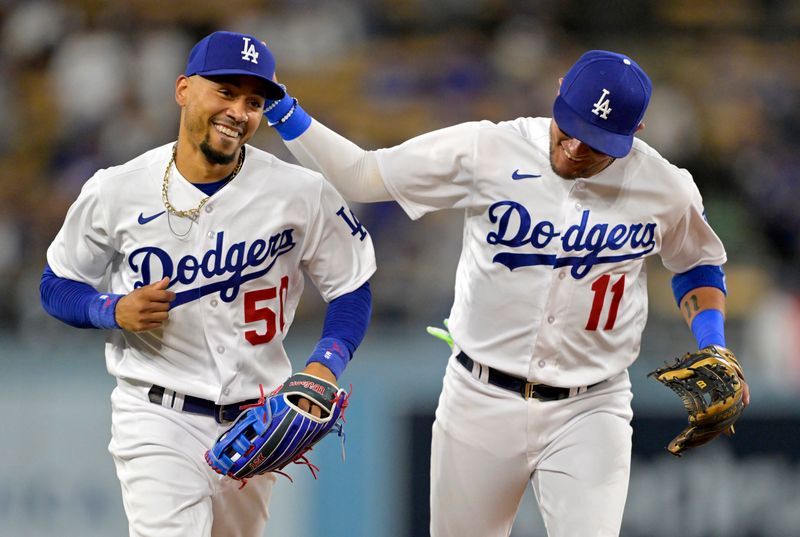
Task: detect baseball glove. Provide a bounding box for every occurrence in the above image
[205,373,349,484]
[648,345,745,456]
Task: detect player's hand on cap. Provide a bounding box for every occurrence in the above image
[297,362,337,418]
[115,277,176,332]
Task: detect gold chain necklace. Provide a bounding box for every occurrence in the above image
[161,144,245,220]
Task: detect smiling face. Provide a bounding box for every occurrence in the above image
[548,119,616,180]
[175,74,267,169]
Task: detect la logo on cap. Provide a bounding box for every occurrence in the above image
[240,37,259,64]
[592,89,612,119]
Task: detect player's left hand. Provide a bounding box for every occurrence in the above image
[298,362,337,418]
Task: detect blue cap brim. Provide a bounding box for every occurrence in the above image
[553,95,634,158]
[192,69,285,100]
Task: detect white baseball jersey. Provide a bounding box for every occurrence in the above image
[47,142,376,402]
[372,117,725,387]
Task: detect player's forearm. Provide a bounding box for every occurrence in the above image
[40,264,121,329]
[671,265,727,348]
[679,286,726,349]
[287,121,391,202]
[678,286,726,326]
[305,281,372,379]
[265,91,391,202]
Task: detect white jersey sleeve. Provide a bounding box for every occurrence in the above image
[46,170,116,286]
[375,122,485,220]
[286,120,391,203]
[657,169,727,273]
[301,179,377,301]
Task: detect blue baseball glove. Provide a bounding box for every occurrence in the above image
[205,373,349,484]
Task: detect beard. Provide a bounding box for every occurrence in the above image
[548,142,577,180]
[199,137,236,165]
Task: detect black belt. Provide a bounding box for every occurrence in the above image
[147,385,260,424]
[456,352,600,401]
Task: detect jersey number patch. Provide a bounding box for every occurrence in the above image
[244,275,289,345]
[585,274,625,331]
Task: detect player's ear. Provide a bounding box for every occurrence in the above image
[557,77,564,95]
[636,122,645,133]
[175,75,190,106]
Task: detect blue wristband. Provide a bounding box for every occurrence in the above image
[263,91,312,141]
[264,92,294,122]
[87,293,123,329]
[306,337,351,379]
[691,309,725,349]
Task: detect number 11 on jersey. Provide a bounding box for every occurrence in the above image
[585,274,625,331]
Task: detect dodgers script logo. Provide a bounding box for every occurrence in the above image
[487,201,656,278]
[128,229,295,307]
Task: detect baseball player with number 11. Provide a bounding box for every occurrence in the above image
[41,31,375,536]
[263,50,750,536]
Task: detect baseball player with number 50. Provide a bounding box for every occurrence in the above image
[41,32,375,536]
[263,50,750,536]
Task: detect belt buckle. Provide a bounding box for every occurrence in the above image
[215,404,226,424]
[524,382,539,400]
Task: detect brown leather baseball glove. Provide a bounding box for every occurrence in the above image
[648,345,746,456]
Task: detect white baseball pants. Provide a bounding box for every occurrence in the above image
[431,356,634,537]
[108,378,276,537]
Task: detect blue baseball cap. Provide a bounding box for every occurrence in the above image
[185,31,285,100]
[553,50,652,158]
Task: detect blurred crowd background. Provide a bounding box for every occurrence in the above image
[2,1,800,536]
[2,0,799,390]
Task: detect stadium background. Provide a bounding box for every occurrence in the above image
[1,1,799,536]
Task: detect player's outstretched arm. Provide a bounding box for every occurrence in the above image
[263,84,392,203]
[115,277,176,332]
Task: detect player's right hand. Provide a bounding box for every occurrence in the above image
[115,277,176,332]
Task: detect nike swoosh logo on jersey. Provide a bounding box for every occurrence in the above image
[138,211,166,225]
[511,169,542,180]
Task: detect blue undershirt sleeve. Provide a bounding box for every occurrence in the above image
[305,281,372,379]
[40,264,122,329]
[671,265,726,306]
